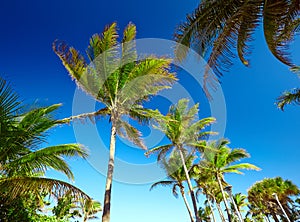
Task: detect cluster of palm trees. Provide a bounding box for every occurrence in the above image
[51,18,299,222]
[1,0,299,219]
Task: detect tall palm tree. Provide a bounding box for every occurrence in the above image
[150,151,195,222]
[199,139,260,222]
[175,0,299,93]
[53,22,177,222]
[146,98,216,222]
[0,78,91,205]
[248,177,300,222]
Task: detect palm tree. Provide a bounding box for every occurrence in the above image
[150,151,195,222]
[229,193,248,222]
[0,78,91,208]
[53,22,177,222]
[199,139,260,222]
[174,0,299,93]
[231,193,247,215]
[146,98,216,222]
[248,177,300,222]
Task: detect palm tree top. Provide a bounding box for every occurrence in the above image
[53,22,177,150]
[146,98,216,159]
[200,138,261,174]
[53,22,176,109]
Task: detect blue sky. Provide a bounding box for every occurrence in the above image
[1,1,300,221]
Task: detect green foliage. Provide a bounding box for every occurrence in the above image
[53,22,177,149]
[248,177,300,221]
[0,77,92,221]
[146,98,216,160]
[175,0,299,94]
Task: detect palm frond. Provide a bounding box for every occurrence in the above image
[223,163,261,174]
[57,107,110,124]
[237,0,262,66]
[263,0,296,66]
[3,144,88,180]
[226,148,250,163]
[0,77,20,121]
[0,177,90,201]
[276,88,300,110]
[117,120,146,150]
[145,144,173,158]
[150,180,176,191]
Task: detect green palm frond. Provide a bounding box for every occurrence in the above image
[150,180,176,191]
[237,1,262,66]
[226,148,250,163]
[174,0,299,93]
[174,0,240,61]
[129,107,165,125]
[263,0,299,66]
[3,144,88,180]
[0,78,20,121]
[223,163,261,174]
[145,144,173,159]
[277,88,300,110]
[86,22,119,61]
[0,177,90,201]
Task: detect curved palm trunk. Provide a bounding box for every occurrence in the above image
[216,174,231,222]
[102,122,117,222]
[273,194,291,222]
[215,201,226,222]
[180,186,195,222]
[212,194,226,222]
[229,195,243,222]
[177,147,201,222]
[206,197,217,222]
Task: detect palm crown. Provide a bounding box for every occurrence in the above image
[0,78,90,202]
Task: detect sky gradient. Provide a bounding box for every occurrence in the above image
[1,1,299,222]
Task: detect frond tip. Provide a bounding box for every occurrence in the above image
[276,88,300,110]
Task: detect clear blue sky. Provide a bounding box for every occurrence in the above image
[1,1,299,222]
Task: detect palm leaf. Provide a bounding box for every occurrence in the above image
[150,180,176,191]
[3,144,88,180]
[117,120,146,150]
[276,88,300,110]
[0,177,90,201]
[223,163,261,174]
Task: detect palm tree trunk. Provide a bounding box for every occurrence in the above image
[180,186,195,222]
[216,174,231,222]
[206,197,217,222]
[273,194,291,222]
[177,147,201,222]
[102,122,117,222]
[215,199,226,222]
